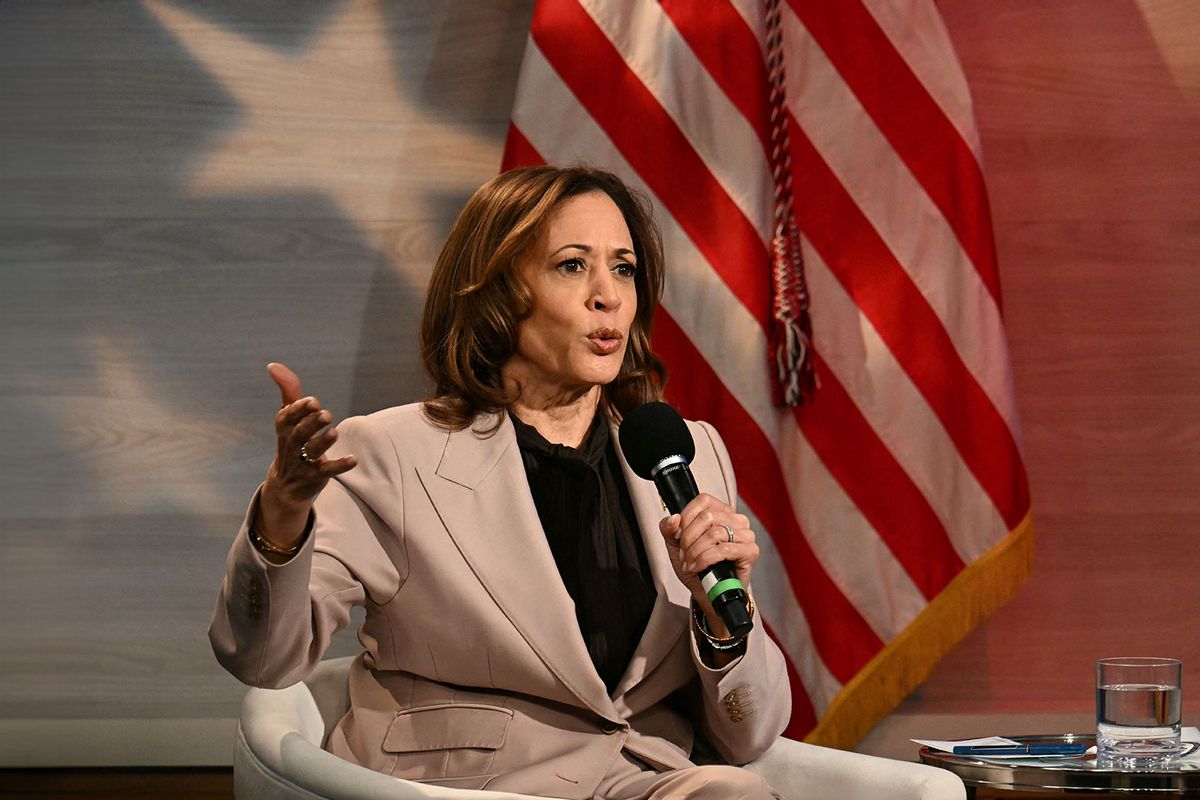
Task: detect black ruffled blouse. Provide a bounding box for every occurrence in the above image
[510,411,658,695]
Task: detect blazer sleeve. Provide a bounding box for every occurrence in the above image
[688,420,792,765]
[208,414,405,689]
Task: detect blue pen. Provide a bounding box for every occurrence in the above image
[953,744,1087,757]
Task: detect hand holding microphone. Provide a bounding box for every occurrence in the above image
[619,402,757,640]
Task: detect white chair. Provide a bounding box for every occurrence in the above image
[235,657,965,800]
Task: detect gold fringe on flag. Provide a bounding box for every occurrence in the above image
[803,513,1036,750]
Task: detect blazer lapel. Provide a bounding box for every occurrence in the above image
[415,414,618,721]
[610,425,693,700]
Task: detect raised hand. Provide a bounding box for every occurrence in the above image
[255,362,357,550]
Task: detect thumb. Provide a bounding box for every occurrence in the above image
[267,362,303,407]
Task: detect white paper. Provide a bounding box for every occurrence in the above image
[913,736,1087,759]
[911,736,1020,753]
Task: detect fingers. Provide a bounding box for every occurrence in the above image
[267,362,303,408]
[677,493,742,532]
[275,395,318,433]
[685,540,757,577]
[658,513,682,539]
[318,454,358,477]
[260,366,357,523]
[659,496,760,610]
[279,405,338,464]
[679,522,756,573]
[296,423,339,461]
[265,368,356,490]
[668,493,756,575]
[290,408,332,447]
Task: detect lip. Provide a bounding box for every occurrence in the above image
[586,328,624,355]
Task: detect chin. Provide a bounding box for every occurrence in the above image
[572,373,619,391]
[587,364,625,388]
[570,355,625,388]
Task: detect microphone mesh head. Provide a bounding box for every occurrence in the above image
[618,402,695,479]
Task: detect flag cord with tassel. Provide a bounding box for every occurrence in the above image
[764,0,816,406]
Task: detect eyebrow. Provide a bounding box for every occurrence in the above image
[550,243,637,260]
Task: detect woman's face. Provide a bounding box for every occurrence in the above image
[505,190,639,400]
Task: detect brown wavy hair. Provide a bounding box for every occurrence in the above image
[420,165,666,431]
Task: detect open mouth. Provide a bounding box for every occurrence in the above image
[587,328,624,355]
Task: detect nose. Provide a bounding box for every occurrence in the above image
[589,268,622,313]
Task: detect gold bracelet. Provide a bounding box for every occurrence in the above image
[692,595,755,651]
[249,523,304,556]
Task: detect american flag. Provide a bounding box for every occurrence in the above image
[502,0,1032,748]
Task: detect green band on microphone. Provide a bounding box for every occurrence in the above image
[705,578,743,602]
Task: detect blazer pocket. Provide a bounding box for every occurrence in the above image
[383,703,513,782]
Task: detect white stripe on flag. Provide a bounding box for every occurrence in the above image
[781,4,1021,440]
[742,504,842,712]
[859,0,983,159]
[577,0,774,246]
[803,239,1010,562]
[778,419,927,640]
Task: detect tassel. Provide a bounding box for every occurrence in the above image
[765,0,815,406]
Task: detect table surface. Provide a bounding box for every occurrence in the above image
[919,735,1200,794]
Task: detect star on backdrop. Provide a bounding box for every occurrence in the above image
[143,0,499,274]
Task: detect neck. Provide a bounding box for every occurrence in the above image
[509,385,602,448]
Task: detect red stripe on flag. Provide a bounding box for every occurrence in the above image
[764,619,817,735]
[798,353,966,599]
[785,0,1002,307]
[531,0,772,327]
[658,0,772,154]
[654,308,884,681]
[501,121,544,171]
[789,124,1030,529]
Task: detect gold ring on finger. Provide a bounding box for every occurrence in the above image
[720,523,734,544]
[299,444,318,464]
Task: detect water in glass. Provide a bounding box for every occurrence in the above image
[1096,682,1182,762]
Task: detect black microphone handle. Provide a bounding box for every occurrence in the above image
[654,463,754,639]
[654,461,699,516]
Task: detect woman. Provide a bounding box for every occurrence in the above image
[211,166,790,799]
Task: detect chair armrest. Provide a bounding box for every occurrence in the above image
[237,681,552,800]
[744,737,966,800]
[239,661,961,800]
[304,656,356,746]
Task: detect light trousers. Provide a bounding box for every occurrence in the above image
[594,753,783,800]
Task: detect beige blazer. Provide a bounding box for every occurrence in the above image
[210,403,790,798]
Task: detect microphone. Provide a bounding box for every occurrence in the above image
[619,402,753,639]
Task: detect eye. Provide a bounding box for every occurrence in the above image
[556,257,586,274]
[613,261,637,278]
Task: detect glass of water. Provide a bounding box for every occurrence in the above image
[1096,657,1182,765]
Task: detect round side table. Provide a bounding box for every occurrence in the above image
[919,735,1200,798]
